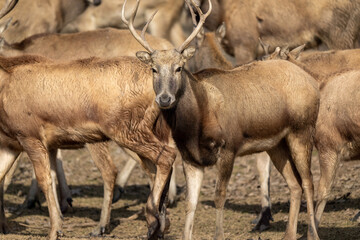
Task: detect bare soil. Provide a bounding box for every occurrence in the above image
[3,143,360,239]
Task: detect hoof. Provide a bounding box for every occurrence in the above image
[112,187,124,204]
[60,197,73,214]
[57,230,64,237]
[26,197,41,210]
[0,221,10,234]
[90,226,106,237]
[251,207,273,232]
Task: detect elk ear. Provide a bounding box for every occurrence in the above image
[182,46,196,61]
[136,51,152,64]
[289,44,306,59]
[215,22,226,42]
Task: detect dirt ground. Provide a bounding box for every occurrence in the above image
[2,142,360,240]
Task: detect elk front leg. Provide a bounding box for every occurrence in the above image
[252,152,273,231]
[267,143,302,240]
[19,138,63,240]
[86,142,117,236]
[214,152,234,240]
[0,147,20,234]
[182,160,204,240]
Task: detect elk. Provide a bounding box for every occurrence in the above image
[196,0,360,65]
[187,23,274,231]
[124,0,321,239]
[0,51,176,240]
[0,0,101,44]
[61,0,188,46]
[0,18,180,210]
[258,45,360,230]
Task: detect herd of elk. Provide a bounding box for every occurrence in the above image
[197,0,360,65]
[0,0,358,239]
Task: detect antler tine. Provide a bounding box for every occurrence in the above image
[141,10,158,44]
[121,0,154,53]
[185,0,197,28]
[177,0,212,52]
[0,0,18,19]
[258,38,269,55]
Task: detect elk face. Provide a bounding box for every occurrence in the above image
[137,48,195,109]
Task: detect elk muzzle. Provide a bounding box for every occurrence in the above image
[155,93,175,109]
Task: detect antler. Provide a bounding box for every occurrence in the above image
[185,0,197,28]
[177,0,212,53]
[121,0,155,53]
[0,0,18,19]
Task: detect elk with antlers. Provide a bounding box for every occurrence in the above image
[123,0,320,239]
[0,15,178,240]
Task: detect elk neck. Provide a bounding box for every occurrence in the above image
[161,70,224,167]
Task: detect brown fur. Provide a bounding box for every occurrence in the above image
[61,0,188,46]
[0,0,100,44]
[267,47,360,230]
[200,0,360,65]
[0,55,176,239]
[1,28,173,59]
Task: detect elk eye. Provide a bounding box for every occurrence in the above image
[152,68,158,73]
[175,67,182,72]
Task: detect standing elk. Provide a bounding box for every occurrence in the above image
[188,23,273,231]
[0,46,177,240]
[0,0,101,44]
[61,0,189,46]
[196,0,360,65]
[124,0,321,240]
[258,45,360,231]
[0,24,180,212]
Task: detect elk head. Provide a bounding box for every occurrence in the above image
[122,0,212,109]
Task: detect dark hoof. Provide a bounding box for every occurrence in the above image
[90,226,106,237]
[60,197,73,214]
[0,222,10,234]
[26,198,41,210]
[112,187,124,204]
[251,207,273,232]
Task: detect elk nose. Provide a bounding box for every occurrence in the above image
[156,93,173,108]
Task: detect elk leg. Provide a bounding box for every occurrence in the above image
[3,153,21,192]
[252,151,273,231]
[182,160,204,240]
[267,142,302,240]
[315,148,339,229]
[54,150,72,213]
[287,129,319,240]
[114,150,137,202]
[49,149,62,217]
[168,153,179,206]
[19,138,63,240]
[214,152,234,240]
[0,147,21,234]
[23,168,42,209]
[87,142,117,236]
[112,104,176,239]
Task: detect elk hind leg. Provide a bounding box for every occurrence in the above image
[87,142,117,236]
[286,128,319,240]
[252,151,273,231]
[267,142,302,240]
